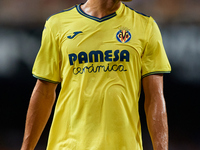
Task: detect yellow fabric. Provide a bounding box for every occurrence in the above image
[32,3,171,150]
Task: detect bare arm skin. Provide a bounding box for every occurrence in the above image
[21,79,58,150]
[142,74,168,150]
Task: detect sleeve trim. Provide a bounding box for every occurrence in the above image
[142,71,171,78]
[33,74,60,84]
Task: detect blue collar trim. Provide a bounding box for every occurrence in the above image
[76,3,117,22]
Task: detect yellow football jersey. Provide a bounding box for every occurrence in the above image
[33,2,171,150]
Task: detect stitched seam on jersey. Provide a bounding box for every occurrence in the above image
[76,3,117,22]
[42,23,62,81]
[45,22,62,62]
[45,22,60,51]
[142,17,153,57]
[33,74,60,84]
[142,71,171,78]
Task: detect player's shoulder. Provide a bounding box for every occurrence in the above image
[123,3,153,22]
[46,5,77,23]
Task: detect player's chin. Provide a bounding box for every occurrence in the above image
[121,0,132,2]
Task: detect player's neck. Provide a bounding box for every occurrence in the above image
[80,0,121,18]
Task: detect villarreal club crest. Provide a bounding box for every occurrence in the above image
[116,27,131,43]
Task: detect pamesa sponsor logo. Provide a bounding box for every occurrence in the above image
[68,49,130,75]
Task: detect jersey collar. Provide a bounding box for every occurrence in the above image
[76,3,124,22]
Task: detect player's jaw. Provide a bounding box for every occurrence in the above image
[121,0,132,1]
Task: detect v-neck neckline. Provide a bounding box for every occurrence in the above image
[76,3,124,22]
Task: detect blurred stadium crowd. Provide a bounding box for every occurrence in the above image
[0,0,200,26]
[0,0,200,149]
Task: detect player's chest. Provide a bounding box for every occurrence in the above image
[59,21,145,58]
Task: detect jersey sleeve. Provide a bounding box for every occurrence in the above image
[141,17,171,78]
[32,20,61,83]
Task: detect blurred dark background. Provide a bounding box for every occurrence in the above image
[0,0,200,149]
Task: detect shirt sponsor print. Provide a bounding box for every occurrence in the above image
[68,50,130,75]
